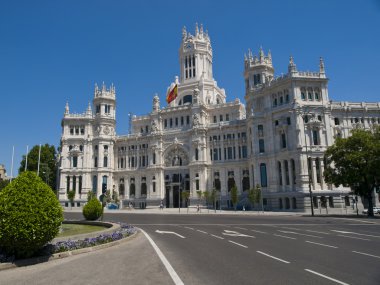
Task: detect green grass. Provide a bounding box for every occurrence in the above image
[57,224,107,237]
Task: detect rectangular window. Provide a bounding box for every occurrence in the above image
[80,126,85,135]
[73,176,76,191]
[175,117,178,126]
[73,156,78,168]
[92,175,97,192]
[153,153,156,165]
[287,117,291,125]
[227,147,233,160]
[226,114,229,121]
[181,116,184,125]
[78,176,82,194]
[153,182,156,192]
[259,139,265,153]
[170,118,173,127]
[104,157,108,167]
[94,157,98,167]
[213,116,217,123]
[66,176,70,192]
[213,148,218,161]
[196,179,199,190]
[242,146,247,158]
[96,105,100,114]
[281,133,287,148]
[313,130,319,145]
[186,116,190,125]
[220,115,223,122]
[164,119,167,128]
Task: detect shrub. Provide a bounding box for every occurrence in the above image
[83,197,103,221]
[0,171,63,258]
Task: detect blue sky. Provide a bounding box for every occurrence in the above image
[1,0,379,176]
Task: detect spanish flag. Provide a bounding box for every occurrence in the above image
[166,84,178,104]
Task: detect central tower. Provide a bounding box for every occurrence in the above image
[179,23,213,84]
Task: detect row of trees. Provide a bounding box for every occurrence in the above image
[193,184,262,212]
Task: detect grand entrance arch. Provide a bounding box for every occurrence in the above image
[163,143,190,208]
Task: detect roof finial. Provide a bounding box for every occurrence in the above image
[259,46,264,61]
[319,57,325,73]
[195,22,199,36]
[65,101,70,115]
[268,49,272,61]
[248,48,253,59]
[200,23,204,35]
[288,55,297,74]
[182,26,187,40]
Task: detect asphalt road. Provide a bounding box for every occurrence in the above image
[2,213,380,285]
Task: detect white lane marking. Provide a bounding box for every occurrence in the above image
[305,241,338,248]
[155,230,185,239]
[337,234,370,241]
[331,230,380,238]
[235,226,248,230]
[184,226,194,230]
[211,234,224,240]
[222,230,255,238]
[274,234,297,240]
[251,229,268,234]
[141,229,184,285]
[256,251,290,264]
[304,229,330,235]
[278,230,323,239]
[197,229,208,234]
[280,227,301,231]
[352,250,380,259]
[228,240,248,248]
[305,269,350,285]
[330,217,376,224]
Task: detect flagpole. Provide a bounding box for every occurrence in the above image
[37,144,41,176]
[10,146,14,182]
[25,145,29,171]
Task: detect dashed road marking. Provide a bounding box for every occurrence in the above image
[331,230,380,238]
[274,234,297,240]
[235,226,248,230]
[256,251,290,264]
[251,229,268,234]
[184,226,194,230]
[197,229,208,234]
[211,234,224,240]
[337,235,370,241]
[278,230,323,239]
[304,229,330,235]
[228,240,248,248]
[305,269,350,285]
[305,241,338,248]
[352,251,380,259]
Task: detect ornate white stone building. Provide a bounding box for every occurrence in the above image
[58,24,380,212]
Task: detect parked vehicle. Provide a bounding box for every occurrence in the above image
[362,207,380,214]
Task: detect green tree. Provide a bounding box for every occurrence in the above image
[19,144,57,191]
[230,185,238,211]
[181,191,190,213]
[324,128,380,217]
[202,191,210,210]
[0,171,63,258]
[67,190,75,209]
[0,180,10,192]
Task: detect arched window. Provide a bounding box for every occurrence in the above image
[130,178,135,197]
[279,198,283,209]
[284,160,290,185]
[260,163,267,187]
[141,179,147,197]
[119,178,125,197]
[278,161,282,186]
[290,159,296,185]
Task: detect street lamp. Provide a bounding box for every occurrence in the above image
[302,110,315,217]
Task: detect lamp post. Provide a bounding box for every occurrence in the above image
[303,111,315,217]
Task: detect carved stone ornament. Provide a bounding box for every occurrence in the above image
[164,147,189,167]
[151,120,159,132]
[103,126,110,135]
[192,113,200,127]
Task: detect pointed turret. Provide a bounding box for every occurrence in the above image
[288,55,297,75]
[319,57,325,74]
[182,26,187,40]
[195,22,199,36]
[64,101,70,115]
[86,101,92,116]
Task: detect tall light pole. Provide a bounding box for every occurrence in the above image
[303,112,315,217]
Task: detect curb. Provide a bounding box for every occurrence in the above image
[0,230,139,271]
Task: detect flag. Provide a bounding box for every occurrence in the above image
[166,84,178,104]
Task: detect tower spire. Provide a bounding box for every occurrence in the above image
[195,22,199,36]
[319,57,325,74]
[182,26,187,40]
[64,101,70,115]
[288,55,297,74]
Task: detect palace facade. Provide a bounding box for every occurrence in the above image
[58,24,380,212]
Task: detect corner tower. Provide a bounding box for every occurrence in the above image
[244,47,274,94]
